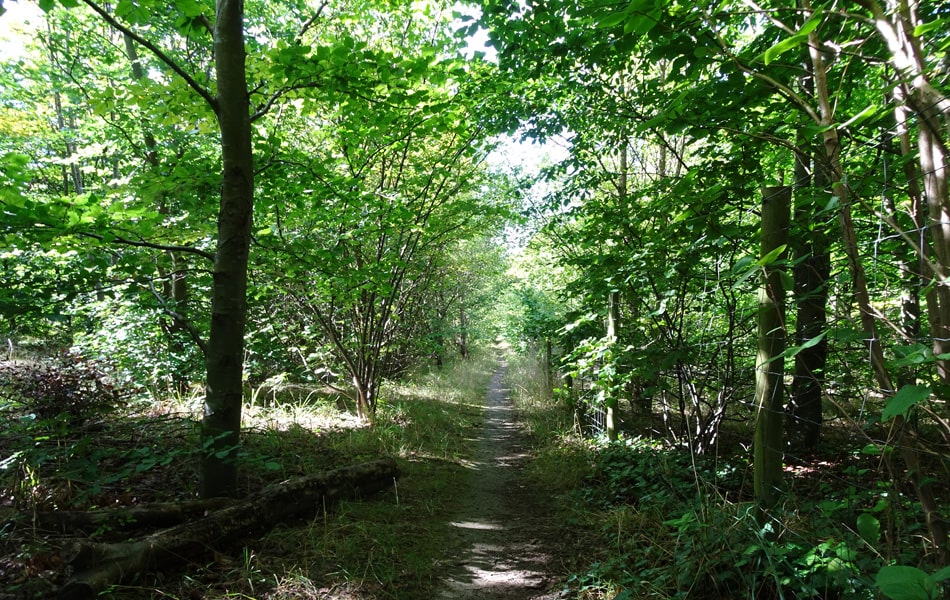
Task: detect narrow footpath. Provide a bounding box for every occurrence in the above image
[436,359,567,599]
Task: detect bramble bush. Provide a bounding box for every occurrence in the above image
[0,352,130,423]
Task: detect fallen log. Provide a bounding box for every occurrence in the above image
[35,498,235,535]
[58,457,399,600]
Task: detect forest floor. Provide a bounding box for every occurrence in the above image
[0,352,587,599]
[432,359,572,599]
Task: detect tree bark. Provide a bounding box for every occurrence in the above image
[59,459,399,600]
[891,95,925,386]
[200,0,255,499]
[754,186,790,513]
[457,305,469,358]
[788,138,830,455]
[810,5,948,562]
[874,0,950,389]
[36,498,234,534]
[605,289,620,442]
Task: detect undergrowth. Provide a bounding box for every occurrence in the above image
[5,346,944,599]
[0,350,496,599]
[503,351,948,600]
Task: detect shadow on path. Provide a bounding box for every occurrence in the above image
[436,359,565,599]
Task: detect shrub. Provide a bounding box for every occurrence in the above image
[576,439,886,599]
[0,353,129,423]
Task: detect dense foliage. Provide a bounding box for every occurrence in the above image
[487,0,950,595]
[0,0,513,411]
[1,0,949,597]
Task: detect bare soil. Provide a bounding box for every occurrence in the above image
[435,360,571,599]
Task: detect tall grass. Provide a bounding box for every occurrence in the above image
[503,350,592,525]
[216,351,499,599]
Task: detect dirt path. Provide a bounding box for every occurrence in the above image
[436,359,567,599]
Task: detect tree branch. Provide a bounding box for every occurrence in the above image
[699,6,822,124]
[147,279,209,356]
[80,0,219,112]
[77,231,215,261]
[295,0,329,43]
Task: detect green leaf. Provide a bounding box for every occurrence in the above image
[731,255,755,273]
[597,12,627,29]
[115,0,134,16]
[857,513,880,543]
[730,259,760,290]
[840,104,880,129]
[882,384,931,422]
[929,566,950,585]
[624,10,659,35]
[173,0,205,18]
[763,33,808,65]
[914,18,948,37]
[889,343,931,368]
[798,12,823,36]
[876,565,934,600]
[756,244,787,266]
[766,332,827,364]
[860,443,883,455]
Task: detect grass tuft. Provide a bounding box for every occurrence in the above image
[0,350,500,599]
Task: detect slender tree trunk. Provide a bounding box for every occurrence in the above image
[353,375,375,423]
[200,0,254,499]
[605,290,619,442]
[457,305,469,358]
[861,0,950,406]
[810,6,948,562]
[806,11,891,391]
[754,186,790,513]
[892,98,925,387]
[46,21,83,196]
[602,138,629,442]
[788,137,830,454]
[918,106,950,382]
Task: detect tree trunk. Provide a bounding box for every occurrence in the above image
[46,21,83,196]
[457,305,469,358]
[200,0,254,499]
[891,96,925,387]
[605,290,620,441]
[59,459,398,600]
[354,375,376,423]
[37,498,234,534]
[811,5,948,562]
[602,137,629,442]
[787,140,830,455]
[754,186,790,513]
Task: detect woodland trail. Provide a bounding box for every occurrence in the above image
[435,359,568,599]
